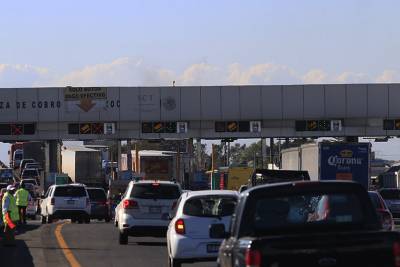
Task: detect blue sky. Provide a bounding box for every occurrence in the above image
[1,0,400,163]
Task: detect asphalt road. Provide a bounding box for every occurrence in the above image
[0,219,216,267]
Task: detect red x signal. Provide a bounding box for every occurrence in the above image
[11,124,23,135]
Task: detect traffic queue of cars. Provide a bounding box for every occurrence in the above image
[112,179,400,267]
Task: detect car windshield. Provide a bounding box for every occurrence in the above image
[54,186,87,197]
[130,183,180,199]
[379,190,400,200]
[183,196,237,218]
[22,179,37,186]
[87,189,106,201]
[0,169,13,179]
[240,192,365,236]
[23,169,38,177]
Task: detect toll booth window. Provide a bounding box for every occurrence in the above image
[238,121,250,132]
[68,124,80,134]
[142,122,153,133]
[215,122,226,132]
[383,120,395,130]
[0,124,11,135]
[164,122,177,133]
[23,123,36,135]
[295,121,307,131]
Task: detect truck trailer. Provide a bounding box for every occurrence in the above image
[280,142,371,189]
[61,147,104,187]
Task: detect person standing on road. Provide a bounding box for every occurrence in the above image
[2,185,19,246]
[15,183,30,225]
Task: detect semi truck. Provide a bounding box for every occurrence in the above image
[280,142,371,189]
[61,147,104,187]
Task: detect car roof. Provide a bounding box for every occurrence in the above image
[246,180,364,195]
[86,187,105,191]
[184,190,238,199]
[131,180,179,185]
[53,183,86,187]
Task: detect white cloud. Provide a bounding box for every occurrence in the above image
[178,63,221,86]
[302,69,327,84]
[0,58,398,88]
[56,58,175,87]
[376,70,400,83]
[335,71,369,83]
[227,63,300,85]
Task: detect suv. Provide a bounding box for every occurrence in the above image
[115,180,182,245]
[21,168,40,180]
[40,184,91,224]
[87,187,111,222]
[19,159,36,172]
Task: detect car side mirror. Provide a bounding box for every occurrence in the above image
[209,223,229,239]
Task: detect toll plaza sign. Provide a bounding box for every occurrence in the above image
[64,87,107,100]
[64,87,107,112]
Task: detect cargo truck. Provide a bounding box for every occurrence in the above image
[61,147,104,187]
[280,142,371,189]
[121,150,174,180]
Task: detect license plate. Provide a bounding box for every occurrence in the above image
[149,206,161,213]
[67,200,75,205]
[207,243,220,253]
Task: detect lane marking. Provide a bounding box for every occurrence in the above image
[54,222,82,267]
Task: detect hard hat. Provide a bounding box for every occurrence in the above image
[6,185,15,191]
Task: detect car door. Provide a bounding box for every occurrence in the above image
[41,187,52,216]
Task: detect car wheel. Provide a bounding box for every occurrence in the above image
[119,232,128,245]
[41,215,46,224]
[105,217,111,223]
[78,219,83,224]
[84,218,90,224]
[168,255,181,267]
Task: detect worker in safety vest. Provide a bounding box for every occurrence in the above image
[15,183,31,225]
[2,185,19,246]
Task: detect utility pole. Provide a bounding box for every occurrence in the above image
[270,138,274,169]
[176,142,181,183]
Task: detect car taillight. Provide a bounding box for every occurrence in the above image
[123,199,138,209]
[245,248,261,267]
[378,209,394,231]
[171,201,177,210]
[393,242,400,267]
[175,219,185,235]
[50,198,55,205]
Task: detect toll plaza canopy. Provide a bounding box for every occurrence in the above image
[0,84,399,140]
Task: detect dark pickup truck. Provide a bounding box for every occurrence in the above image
[211,181,400,267]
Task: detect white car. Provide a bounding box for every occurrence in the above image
[40,184,91,224]
[115,180,182,245]
[167,190,238,267]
